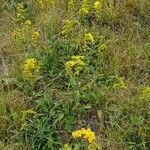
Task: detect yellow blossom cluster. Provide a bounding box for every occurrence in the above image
[12,20,40,46]
[63,143,71,150]
[25,20,32,27]
[94,1,102,12]
[98,43,107,53]
[65,56,85,75]
[72,128,96,143]
[142,87,150,99]
[12,20,31,43]
[31,31,40,46]
[65,56,85,68]
[85,33,94,43]
[113,77,127,89]
[142,87,150,95]
[22,58,41,80]
[79,0,89,15]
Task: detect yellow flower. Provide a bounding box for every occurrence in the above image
[71,55,85,60]
[65,60,77,68]
[65,56,85,68]
[63,143,71,150]
[142,87,150,96]
[72,129,83,138]
[113,77,127,89]
[83,128,96,143]
[98,44,107,53]
[65,55,85,76]
[80,8,89,15]
[143,87,150,94]
[79,0,89,15]
[72,128,96,143]
[22,58,41,80]
[31,31,40,46]
[25,20,32,26]
[85,33,94,43]
[94,1,102,11]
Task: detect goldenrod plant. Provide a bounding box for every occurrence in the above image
[0,0,149,149]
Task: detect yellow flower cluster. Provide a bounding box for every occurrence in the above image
[63,143,71,150]
[65,56,85,68]
[79,0,89,15]
[65,56,85,75]
[85,33,94,43]
[12,20,32,43]
[113,77,127,89]
[25,20,32,27]
[22,58,41,80]
[142,87,150,96]
[72,128,96,143]
[98,44,107,53]
[31,31,40,46]
[94,1,102,12]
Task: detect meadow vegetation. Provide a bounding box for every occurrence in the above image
[0,0,150,149]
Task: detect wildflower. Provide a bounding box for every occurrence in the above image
[72,128,96,143]
[80,7,89,15]
[31,31,40,46]
[88,142,102,150]
[94,1,102,12]
[83,128,96,143]
[79,0,89,15]
[142,87,150,98]
[65,60,77,68]
[22,58,41,80]
[65,55,85,76]
[72,129,83,138]
[63,144,71,150]
[98,44,107,53]
[71,55,85,60]
[143,87,150,95]
[25,20,32,27]
[85,33,94,43]
[65,56,85,69]
[113,77,127,89]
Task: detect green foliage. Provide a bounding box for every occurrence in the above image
[0,0,149,149]
[20,92,77,149]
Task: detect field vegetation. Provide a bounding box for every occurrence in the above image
[0,0,150,149]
